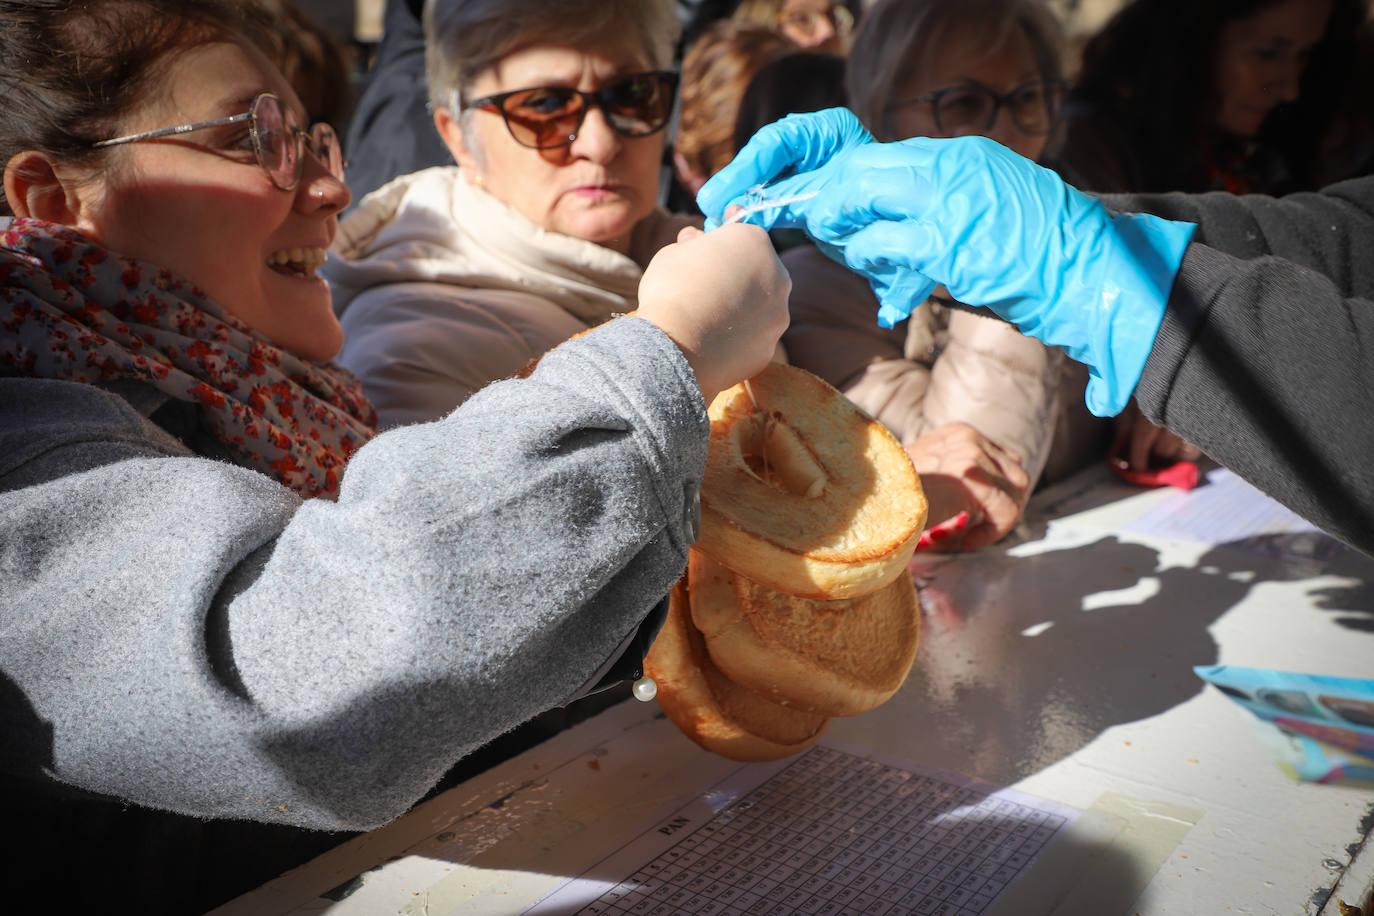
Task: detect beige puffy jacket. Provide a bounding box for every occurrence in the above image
[325,167,699,429]
[781,244,1108,490]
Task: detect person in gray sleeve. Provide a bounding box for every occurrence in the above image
[0,0,789,910]
[697,108,1374,555]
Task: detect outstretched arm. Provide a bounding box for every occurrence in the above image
[1136,239,1374,552]
[0,318,705,830]
[700,111,1374,553]
[1106,178,1374,548]
[0,224,792,830]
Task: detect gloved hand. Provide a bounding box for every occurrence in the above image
[699,107,873,232]
[698,109,1196,417]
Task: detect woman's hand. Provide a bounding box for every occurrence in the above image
[1112,400,1201,471]
[905,422,1030,551]
[637,224,791,403]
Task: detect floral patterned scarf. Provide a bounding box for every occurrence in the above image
[0,219,376,498]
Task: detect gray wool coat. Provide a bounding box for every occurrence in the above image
[0,315,706,831]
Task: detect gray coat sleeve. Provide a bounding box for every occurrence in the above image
[1108,177,1374,553]
[0,315,707,831]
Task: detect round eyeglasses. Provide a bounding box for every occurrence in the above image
[93,91,343,191]
[777,4,853,43]
[464,71,679,151]
[893,79,1066,137]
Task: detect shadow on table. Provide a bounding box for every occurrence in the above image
[1314,582,1374,632]
[905,527,1372,787]
[1301,544,1374,631]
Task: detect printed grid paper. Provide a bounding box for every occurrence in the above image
[526,743,1079,916]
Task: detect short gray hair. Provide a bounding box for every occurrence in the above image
[424,0,681,112]
[846,0,1064,142]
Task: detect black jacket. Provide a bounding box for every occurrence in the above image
[1117,177,1374,554]
[343,0,451,209]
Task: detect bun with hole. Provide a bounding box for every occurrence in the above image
[644,580,830,762]
[687,549,920,717]
[698,364,926,599]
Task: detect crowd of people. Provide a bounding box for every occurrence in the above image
[1,0,1370,911]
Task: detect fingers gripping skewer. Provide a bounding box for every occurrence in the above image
[723,187,819,225]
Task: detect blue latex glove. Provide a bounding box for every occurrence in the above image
[698,109,1197,417]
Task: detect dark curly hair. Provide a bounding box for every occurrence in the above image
[1066,0,1365,193]
[0,0,280,216]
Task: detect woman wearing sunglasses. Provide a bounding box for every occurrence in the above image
[324,0,720,429]
[779,0,1097,552]
[0,0,788,909]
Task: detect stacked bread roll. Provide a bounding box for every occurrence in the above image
[645,364,928,761]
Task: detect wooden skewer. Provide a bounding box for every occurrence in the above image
[743,378,760,410]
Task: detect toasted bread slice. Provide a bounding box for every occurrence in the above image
[699,364,927,599]
[644,579,829,762]
[688,549,920,717]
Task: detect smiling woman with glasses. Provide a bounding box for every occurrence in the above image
[1,0,791,912]
[322,0,725,431]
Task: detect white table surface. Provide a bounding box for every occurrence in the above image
[216,464,1374,916]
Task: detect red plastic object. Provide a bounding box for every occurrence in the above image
[1107,441,1200,490]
